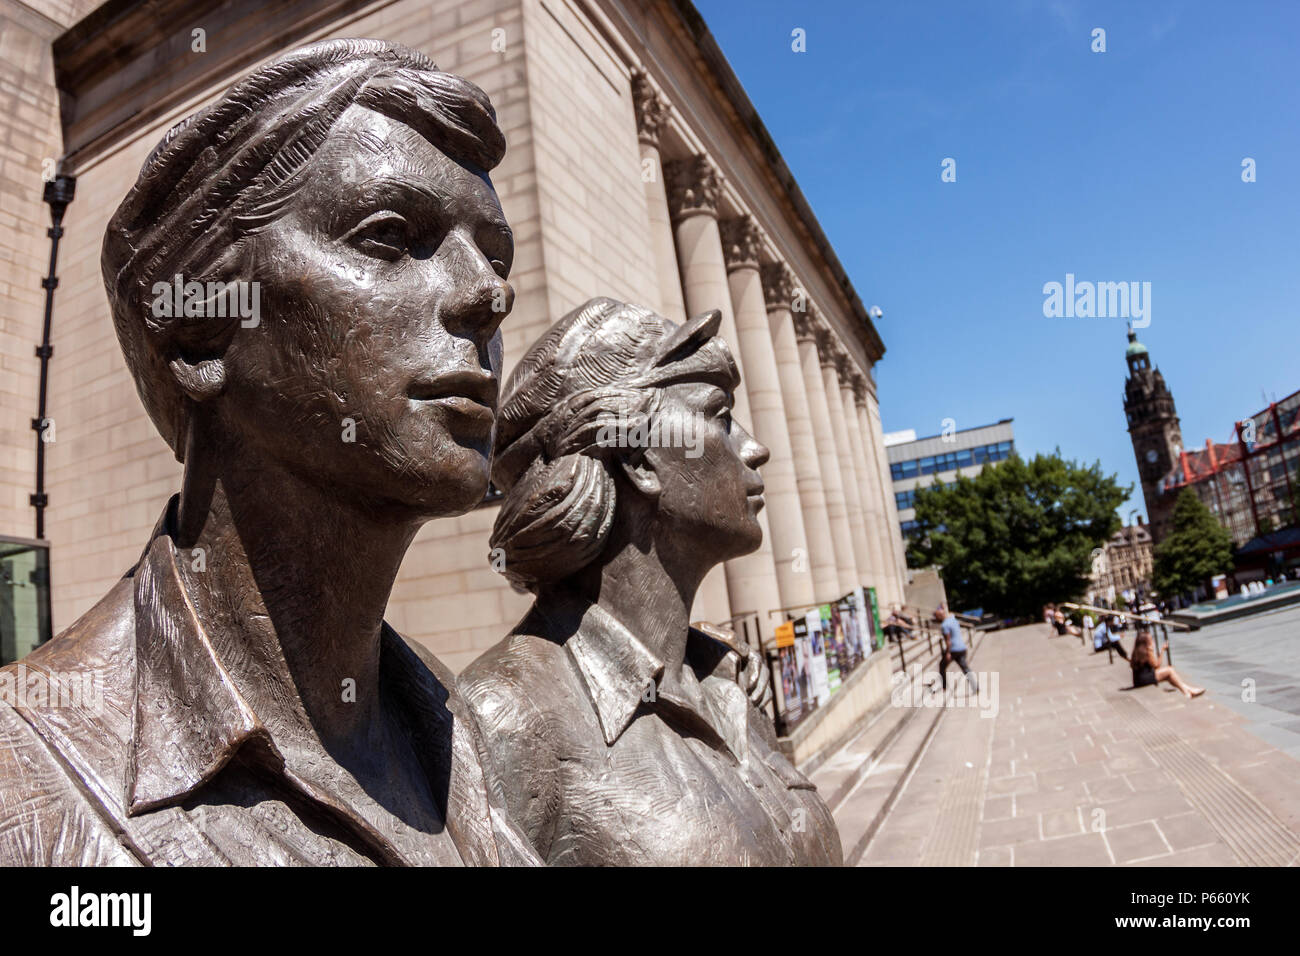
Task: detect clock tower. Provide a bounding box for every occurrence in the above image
[1123,328,1182,544]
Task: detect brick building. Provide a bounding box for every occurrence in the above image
[0,0,907,670]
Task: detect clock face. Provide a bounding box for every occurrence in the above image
[1145,449,1158,464]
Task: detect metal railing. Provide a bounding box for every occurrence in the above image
[1061,602,1189,667]
[704,600,977,737]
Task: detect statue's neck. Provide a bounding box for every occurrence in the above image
[175,455,419,764]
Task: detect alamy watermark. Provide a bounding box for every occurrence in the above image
[1042,273,1150,327]
[0,665,103,714]
[595,409,703,459]
[890,668,999,718]
[151,274,261,328]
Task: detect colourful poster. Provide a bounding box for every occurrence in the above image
[803,609,830,706]
[852,586,872,659]
[793,622,814,713]
[868,587,884,649]
[839,596,862,667]
[819,603,841,694]
[774,621,802,723]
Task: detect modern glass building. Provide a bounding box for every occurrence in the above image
[883,419,1015,544]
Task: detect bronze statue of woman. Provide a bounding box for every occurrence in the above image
[0,38,538,866]
[461,298,843,865]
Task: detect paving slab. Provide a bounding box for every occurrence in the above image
[833,619,1300,866]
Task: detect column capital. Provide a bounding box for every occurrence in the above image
[760,261,795,311]
[834,350,858,385]
[630,69,669,147]
[720,215,763,273]
[664,154,721,221]
[850,370,871,407]
[791,304,820,343]
[815,325,843,371]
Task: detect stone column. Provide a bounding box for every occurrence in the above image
[763,263,840,600]
[859,384,909,609]
[722,216,814,611]
[843,370,889,597]
[631,70,686,323]
[820,337,871,592]
[796,311,858,596]
[666,154,782,639]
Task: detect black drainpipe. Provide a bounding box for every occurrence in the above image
[32,173,75,540]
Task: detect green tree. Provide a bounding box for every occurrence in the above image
[905,451,1129,619]
[1152,488,1235,599]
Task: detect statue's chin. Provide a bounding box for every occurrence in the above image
[406,461,491,519]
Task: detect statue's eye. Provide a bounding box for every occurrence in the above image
[344,212,410,261]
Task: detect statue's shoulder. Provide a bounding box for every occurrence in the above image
[0,575,139,866]
[20,574,136,678]
[459,626,566,732]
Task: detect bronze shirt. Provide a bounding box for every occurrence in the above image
[0,499,539,866]
[461,591,843,866]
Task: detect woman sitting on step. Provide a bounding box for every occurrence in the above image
[1131,628,1205,698]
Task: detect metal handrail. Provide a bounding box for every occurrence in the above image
[1063,602,1182,666]
[1061,602,1193,631]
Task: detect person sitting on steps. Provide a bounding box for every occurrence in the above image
[1093,615,1129,660]
[1130,627,1205,698]
[1053,609,1081,638]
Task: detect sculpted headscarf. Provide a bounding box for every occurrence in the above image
[490,297,739,592]
[102,37,506,457]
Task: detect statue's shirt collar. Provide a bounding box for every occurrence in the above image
[127,502,269,814]
[536,590,751,761]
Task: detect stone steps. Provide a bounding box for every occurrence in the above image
[806,629,989,864]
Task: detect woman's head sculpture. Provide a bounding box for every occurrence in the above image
[489,297,769,593]
[102,38,513,518]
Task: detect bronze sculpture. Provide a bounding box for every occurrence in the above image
[461,298,843,866]
[0,38,539,866]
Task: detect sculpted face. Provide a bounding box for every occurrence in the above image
[215,106,514,516]
[650,381,769,560]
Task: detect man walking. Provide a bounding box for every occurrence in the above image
[935,606,977,694]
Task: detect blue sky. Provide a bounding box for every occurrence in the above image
[694,0,1300,521]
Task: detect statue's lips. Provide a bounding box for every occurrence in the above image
[406,371,498,426]
[746,483,765,509]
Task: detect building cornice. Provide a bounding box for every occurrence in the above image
[52,0,396,170]
[591,0,886,367]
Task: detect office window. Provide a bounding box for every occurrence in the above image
[1,538,51,666]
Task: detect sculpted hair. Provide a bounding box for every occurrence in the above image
[489,297,738,593]
[101,38,506,458]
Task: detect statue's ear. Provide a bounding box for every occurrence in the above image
[614,446,662,501]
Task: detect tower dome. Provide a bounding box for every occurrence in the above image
[1125,328,1148,358]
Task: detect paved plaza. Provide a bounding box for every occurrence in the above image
[824,614,1300,866]
[1164,605,1300,758]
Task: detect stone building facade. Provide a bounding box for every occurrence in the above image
[1087,520,1154,606]
[0,0,907,671]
